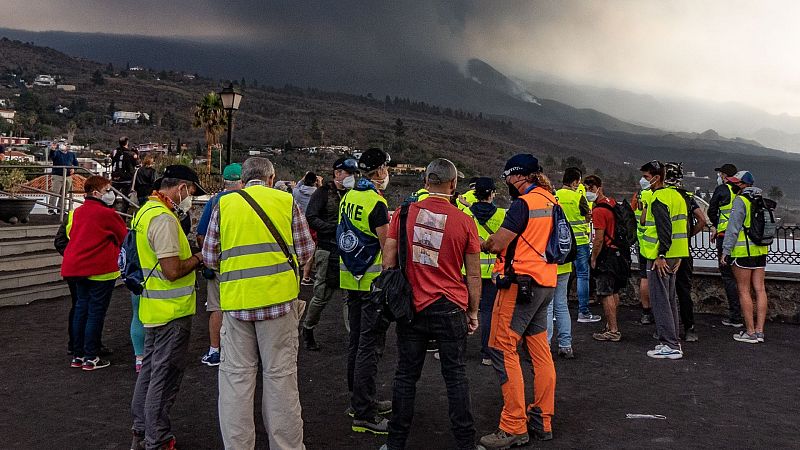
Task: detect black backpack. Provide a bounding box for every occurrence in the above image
[118,203,160,295]
[742,191,777,246]
[594,199,637,251]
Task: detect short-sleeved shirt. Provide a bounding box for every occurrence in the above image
[197,190,236,237]
[147,214,181,259]
[389,197,480,312]
[500,198,529,235]
[592,197,617,249]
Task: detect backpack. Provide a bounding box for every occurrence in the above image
[337,209,382,279]
[118,204,160,295]
[594,199,638,251]
[742,191,777,246]
[546,203,576,265]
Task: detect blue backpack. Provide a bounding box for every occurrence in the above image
[337,212,381,279]
[546,203,577,265]
[118,204,161,295]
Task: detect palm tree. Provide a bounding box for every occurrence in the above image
[66,121,77,144]
[192,92,227,171]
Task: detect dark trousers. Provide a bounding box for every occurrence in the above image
[387,298,475,450]
[70,279,115,359]
[347,290,390,420]
[479,279,498,359]
[131,316,192,450]
[647,259,681,350]
[716,238,742,321]
[676,257,694,331]
[67,279,78,353]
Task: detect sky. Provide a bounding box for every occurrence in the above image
[3,0,800,115]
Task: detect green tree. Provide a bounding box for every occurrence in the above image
[308,119,323,145]
[91,69,105,86]
[192,92,227,172]
[561,156,586,174]
[393,118,406,138]
[544,154,556,170]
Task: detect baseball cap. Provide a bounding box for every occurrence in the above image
[425,158,458,184]
[154,165,207,195]
[502,154,540,178]
[728,170,754,185]
[714,163,738,177]
[333,157,359,173]
[358,148,390,172]
[473,177,496,196]
[223,163,242,181]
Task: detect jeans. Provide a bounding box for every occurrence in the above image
[716,238,742,321]
[131,294,145,357]
[70,278,115,359]
[131,316,192,450]
[387,298,475,450]
[574,244,591,315]
[347,290,391,420]
[479,279,498,359]
[547,273,573,348]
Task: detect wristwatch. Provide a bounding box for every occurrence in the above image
[657,254,666,259]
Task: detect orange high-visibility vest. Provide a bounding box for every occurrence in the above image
[506,187,558,288]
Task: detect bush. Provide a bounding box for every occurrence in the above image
[0,168,27,192]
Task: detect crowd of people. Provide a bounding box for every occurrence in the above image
[53,138,773,449]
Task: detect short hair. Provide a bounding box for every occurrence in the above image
[142,155,154,167]
[84,175,110,194]
[242,157,275,183]
[303,171,317,186]
[562,167,582,185]
[119,136,129,147]
[640,160,664,178]
[159,177,183,190]
[584,175,602,188]
[223,179,240,190]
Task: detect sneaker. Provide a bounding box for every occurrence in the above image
[201,350,220,366]
[135,358,143,374]
[684,327,699,342]
[346,400,392,417]
[481,358,493,366]
[81,357,111,371]
[70,357,84,368]
[426,340,439,352]
[557,347,575,359]
[593,329,621,342]
[433,352,440,360]
[733,330,759,344]
[302,327,320,351]
[639,312,654,325]
[577,313,602,323]
[301,277,314,286]
[479,429,529,449]
[722,318,744,328]
[157,438,176,450]
[352,416,389,435]
[646,345,683,359]
[130,431,145,450]
[756,332,765,343]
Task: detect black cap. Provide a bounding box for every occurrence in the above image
[154,165,207,195]
[358,148,390,172]
[467,177,479,189]
[502,154,540,178]
[714,163,738,177]
[333,157,359,173]
[473,177,496,196]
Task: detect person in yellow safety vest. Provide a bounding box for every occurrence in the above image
[577,182,593,209]
[720,170,769,344]
[708,163,744,327]
[639,160,689,360]
[462,177,506,366]
[130,165,206,450]
[556,167,599,323]
[339,148,394,434]
[457,178,479,212]
[201,157,313,449]
[632,183,655,325]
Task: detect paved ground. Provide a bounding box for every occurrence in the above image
[2,283,799,449]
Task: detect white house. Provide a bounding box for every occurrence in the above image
[113,111,150,124]
[57,84,76,91]
[34,75,56,86]
[55,105,69,115]
[0,109,14,123]
[3,150,35,162]
[0,136,29,145]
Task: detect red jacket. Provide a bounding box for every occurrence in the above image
[61,197,128,278]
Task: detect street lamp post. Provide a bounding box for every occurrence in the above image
[218,83,243,167]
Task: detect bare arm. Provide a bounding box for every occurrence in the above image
[591,229,604,269]
[159,253,201,282]
[691,208,707,237]
[464,251,481,334]
[481,227,517,254]
[376,223,389,249]
[383,237,398,269]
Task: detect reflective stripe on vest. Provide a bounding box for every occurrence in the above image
[556,187,590,245]
[731,196,769,258]
[134,201,196,325]
[511,187,558,287]
[718,184,736,233]
[640,188,690,260]
[464,206,506,279]
[218,185,298,310]
[338,188,387,291]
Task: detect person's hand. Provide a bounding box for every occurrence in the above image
[653,257,671,278]
[720,254,729,266]
[467,313,479,334]
[590,257,597,269]
[710,227,717,243]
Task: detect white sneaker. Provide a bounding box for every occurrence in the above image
[646,345,683,359]
[577,313,602,323]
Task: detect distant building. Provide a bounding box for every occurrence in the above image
[76,157,107,176]
[390,163,426,175]
[0,109,15,123]
[129,66,144,71]
[113,111,150,124]
[136,142,187,156]
[33,75,56,86]
[0,136,29,146]
[3,150,35,162]
[55,105,69,115]
[57,84,76,91]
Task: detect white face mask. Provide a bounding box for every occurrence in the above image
[342,175,356,189]
[375,175,389,190]
[717,174,724,186]
[100,190,116,206]
[585,191,598,202]
[639,177,651,190]
[177,184,193,212]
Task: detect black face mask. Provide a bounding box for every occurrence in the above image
[731,184,742,194]
[507,181,521,199]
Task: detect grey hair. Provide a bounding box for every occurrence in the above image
[159,177,183,189]
[425,158,458,185]
[241,157,275,183]
[223,180,241,190]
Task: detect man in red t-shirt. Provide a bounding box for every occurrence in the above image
[382,158,482,449]
[586,175,630,342]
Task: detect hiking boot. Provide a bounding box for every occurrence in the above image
[722,318,744,328]
[646,345,683,359]
[130,431,145,450]
[733,330,759,344]
[301,277,314,286]
[200,350,220,366]
[756,332,765,343]
[639,312,654,325]
[684,327,699,342]
[593,329,621,342]
[557,347,575,359]
[352,415,389,435]
[479,429,529,449]
[346,400,392,417]
[70,357,84,368]
[529,427,553,441]
[577,313,602,323]
[302,327,320,351]
[81,357,111,371]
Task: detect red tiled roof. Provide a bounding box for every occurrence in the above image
[21,174,86,193]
